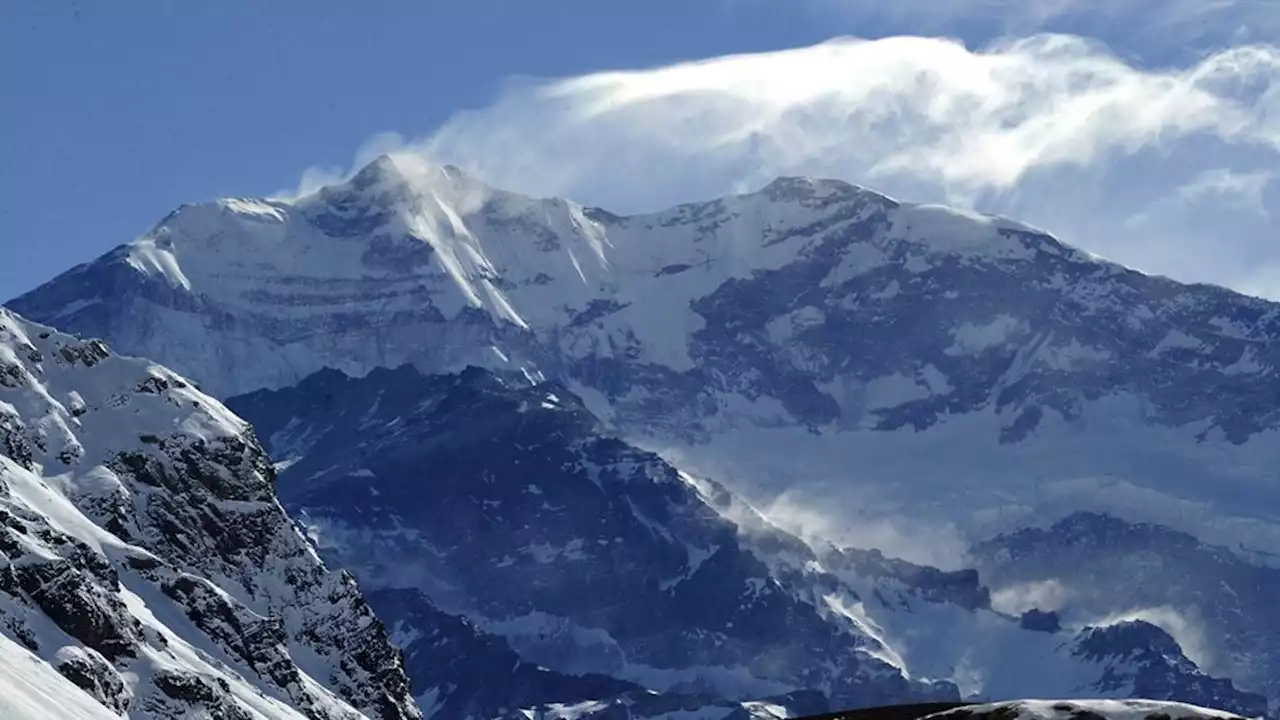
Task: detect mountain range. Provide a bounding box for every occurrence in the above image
[5,154,1279,718]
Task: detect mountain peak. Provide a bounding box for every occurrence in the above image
[337,154,487,200]
[346,153,408,191]
[296,153,502,239]
[757,174,876,203]
[762,174,856,191]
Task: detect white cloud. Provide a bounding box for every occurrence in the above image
[990,579,1072,615]
[812,0,1280,64]
[284,31,1280,297]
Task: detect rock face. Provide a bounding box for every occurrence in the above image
[0,308,419,719]
[225,364,1258,718]
[1073,621,1267,718]
[372,582,836,720]
[364,586,645,720]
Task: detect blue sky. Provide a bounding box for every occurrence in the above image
[5,0,1280,301]
[1,1,843,299]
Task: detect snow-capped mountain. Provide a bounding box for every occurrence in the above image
[0,308,419,719]
[8,155,1280,715]
[9,154,1280,557]
[223,364,1264,718]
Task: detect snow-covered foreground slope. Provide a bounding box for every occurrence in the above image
[912,699,1255,720]
[0,309,419,719]
[226,365,1265,719]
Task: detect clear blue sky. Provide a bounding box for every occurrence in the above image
[0,1,853,300]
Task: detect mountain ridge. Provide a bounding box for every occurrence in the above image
[0,307,420,719]
[13,156,1280,555]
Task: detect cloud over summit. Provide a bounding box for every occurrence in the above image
[288,12,1280,297]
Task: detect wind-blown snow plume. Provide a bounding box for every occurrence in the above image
[286,18,1280,297]
[811,0,1280,63]
[759,487,972,570]
[990,579,1072,615]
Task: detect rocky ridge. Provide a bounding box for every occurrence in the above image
[0,308,419,719]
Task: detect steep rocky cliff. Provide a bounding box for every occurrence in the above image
[0,308,419,719]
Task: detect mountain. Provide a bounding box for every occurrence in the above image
[223,364,1264,718]
[9,155,1280,556]
[225,364,954,714]
[973,513,1280,711]
[9,155,1280,714]
[0,308,419,719]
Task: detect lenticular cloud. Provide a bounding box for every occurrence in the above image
[295,33,1280,298]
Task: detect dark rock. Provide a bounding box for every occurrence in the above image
[229,365,960,713]
[1018,609,1060,633]
[56,647,130,714]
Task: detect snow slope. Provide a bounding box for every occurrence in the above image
[0,631,121,720]
[918,699,1255,720]
[0,308,419,719]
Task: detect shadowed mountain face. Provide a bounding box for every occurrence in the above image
[227,365,961,714]
[225,365,1265,718]
[799,703,973,720]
